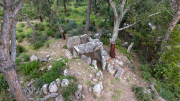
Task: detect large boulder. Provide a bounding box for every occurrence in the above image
[30,55,38,61]
[74,41,103,54]
[67,36,81,50]
[107,63,116,75]
[93,84,101,97]
[49,81,58,93]
[80,34,89,44]
[81,55,91,65]
[61,79,69,87]
[92,60,98,70]
[94,46,103,62]
[73,48,80,57]
[114,68,124,79]
[101,56,107,71]
[42,84,48,95]
[94,33,102,39]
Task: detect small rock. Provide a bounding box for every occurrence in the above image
[49,81,58,93]
[101,56,107,71]
[55,95,63,101]
[122,42,128,46]
[114,68,124,79]
[30,55,38,61]
[64,69,69,76]
[89,87,92,92]
[47,65,52,71]
[75,91,82,100]
[93,84,101,97]
[42,84,48,94]
[92,60,98,69]
[82,95,85,99]
[61,79,69,87]
[96,70,103,80]
[115,60,123,67]
[93,79,97,82]
[131,65,135,69]
[94,33,102,39]
[46,55,50,59]
[81,55,91,65]
[92,69,96,73]
[55,78,61,86]
[78,72,82,75]
[90,74,92,78]
[99,82,103,90]
[78,84,82,92]
[48,58,53,61]
[107,63,116,75]
[78,62,81,65]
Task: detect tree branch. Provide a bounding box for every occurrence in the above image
[120,0,126,15]
[109,0,118,21]
[13,0,25,17]
[118,22,137,31]
[148,12,161,17]
[166,9,174,17]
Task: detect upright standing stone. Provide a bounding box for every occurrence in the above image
[92,60,98,69]
[67,36,81,50]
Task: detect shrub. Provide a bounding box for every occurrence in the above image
[62,84,78,101]
[19,23,25,28]
[45,29,54,36]
[32,41,44,50]
[60,18,66,23]
[89,24,97,32]
[34,23,45,31]
[22,53,30,62]
[65,20,77,31]
[16,44,26,55]
[17,37,23,43]
[142,71,151,81]
[100,37,109,45]
[153,62,168,80]
[0,75,9,91]
[0,90,14,101]
[69,29,84,36]
[101,27,111,38]
[16,28,23,32]
[54,32,62,39]
[20,61,41,75]
[132,86,156,101]
[15,57,21,65]
[29,69,40,79]
[116,40,121,47]
[36,35,48,43]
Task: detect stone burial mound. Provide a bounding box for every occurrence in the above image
[66,34,124,78]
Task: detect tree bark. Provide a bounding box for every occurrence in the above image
[63,0,67,14]
[110,43,116,58]
[85,0,92,31]
[0,0,27,100]
[11,20,16,63]
[37,6,43,22]
[2,65,28,101]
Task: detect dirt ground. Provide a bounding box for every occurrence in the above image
[19,35,149,101]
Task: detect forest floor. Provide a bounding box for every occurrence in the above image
[18,35,149,101]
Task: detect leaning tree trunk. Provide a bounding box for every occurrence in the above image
[37,6,43,22]
[11,20,16,63]
[85,0,92,31]
[63,0,67,14]
[0,0,27,100]
[150,0,180,66]
[21,14,36,43]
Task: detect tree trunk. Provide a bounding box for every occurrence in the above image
[94,0,97,14]
[2,65,28,101]
[105,1,110,23]
[0,0,27,100]
[48,14,52,28]
[85,0,92,31]
[37,7,43,22]
[110,43,116,58]
[63,0,67,14]
[11,20,16,63]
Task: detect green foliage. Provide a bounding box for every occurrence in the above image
[116,40,121,47]
[69,28,84,36]
[21,53,30,62]
[142,71,151,81]
[100,37,109,45]
[116,46,131,59]
[34,23,45,31]
[54,32,63,39]
[65,20,77,31]
[62,84,78,101]
[59,75,77,81]
[89,24,97,32]
[45,29,54,36]
[0,90,14,101]
[16,32,26,43]
[0,75,9,91]
[16,44,26,56]
[19,23,25,28]
[152,62,168,79]
[32,41,44,50]
[15,57,21,65]
[29,69,40,79]
[132,86,156,101]
[16,28,23,32]
[140,64,152,81]
[20,61,41,75]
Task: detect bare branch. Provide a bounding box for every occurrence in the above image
[118,22,137,31]
[148,12,161,17]
[166,9,174,17]
[13,0,25,17]
[109,0,118,21]
[120,0,126,15]
[123,5,130,15]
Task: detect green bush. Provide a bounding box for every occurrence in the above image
[0,75,9,91]
[61,18,66,23]
[20,61,41,75]
[65,20,77,31]
[16,44,26,55]
[17,37,23,43]
[22,53,30,62]
[89,24,97,32]
[142,71,151,81]
[16,28,23,32]
[54,32,62,39]
[19,23,25,28]
[116,40,121,47]
[34,23,45,31]
[45,29,54,36]
[100,37,109,45]
[62,84,78,101]
[69,28,84,36]
[153,62,168,80]
[32,41,44,50]
[132,86,156,101]
[15,57,21,65]
[29,69,40,79]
